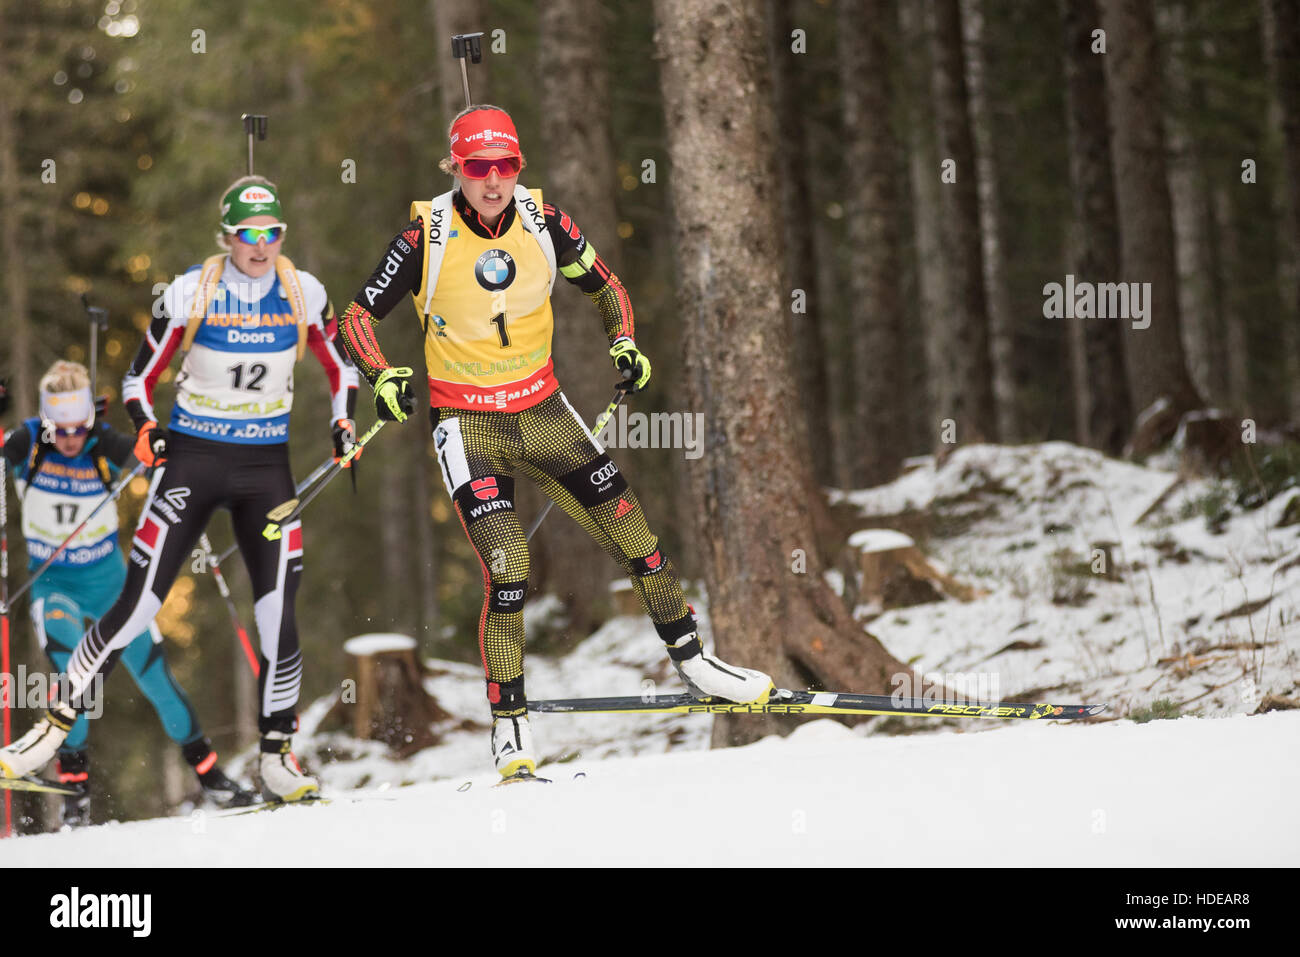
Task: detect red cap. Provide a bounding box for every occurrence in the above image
[450,109,520,160]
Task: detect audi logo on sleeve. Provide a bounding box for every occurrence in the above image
[589,462,619,484]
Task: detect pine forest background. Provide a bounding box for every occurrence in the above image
[2,0,1298,819]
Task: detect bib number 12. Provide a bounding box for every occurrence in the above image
[227,362,268,391]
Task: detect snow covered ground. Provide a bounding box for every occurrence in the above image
[832,442,1300,718]
[3,711,1294,866]
[3,441,1296,864]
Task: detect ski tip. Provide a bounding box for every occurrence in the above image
[0,775,83,796]
[494,771,552,787]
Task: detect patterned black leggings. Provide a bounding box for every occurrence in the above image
[432,391,694,715]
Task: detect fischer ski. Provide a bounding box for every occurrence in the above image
[527,688,1107,720]
[0,774,83,796]
[213,793,401,817]
[217,796,331,817]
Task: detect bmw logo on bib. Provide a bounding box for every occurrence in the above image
[475,249,516,291]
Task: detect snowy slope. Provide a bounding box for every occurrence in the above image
[3,711,1295,866]
[831,442,1300,718]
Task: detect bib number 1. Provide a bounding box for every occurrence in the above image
[490,312,510,348]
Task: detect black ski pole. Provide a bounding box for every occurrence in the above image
[262,415,392,540]
[525,378,633,542]
[215,455,335,564]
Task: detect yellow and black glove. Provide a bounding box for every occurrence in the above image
[373,367,415,423]
[609,337,651,392]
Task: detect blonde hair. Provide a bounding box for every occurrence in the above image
[215,174,280,250]
[437,104,528,177]
[39,360,90,395]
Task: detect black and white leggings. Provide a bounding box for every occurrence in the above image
[66,434,304,733]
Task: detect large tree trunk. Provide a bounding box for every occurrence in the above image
[652,0,912,748]
[961,0,1019,443]
[770,0,834,482]
[0,27,33,419]
[838,0,905,485]
[1214,185,1252,415]
[537,0,620,639]
[1162,2,1228,406]
[1098,0,1203,422]
[1059,0,1132,454]
[926,0,998,444]
[899,0,947,449]
[1264,0,1300,422]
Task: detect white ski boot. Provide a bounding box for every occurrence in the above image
[0,704,77,779]
[491,713,538,779]
[258,731,320,803]
[669,633,774,703]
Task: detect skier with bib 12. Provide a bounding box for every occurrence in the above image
[337,104,773,781]
[0,177,359,804]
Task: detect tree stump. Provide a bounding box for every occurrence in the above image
[849,529,982,608]
[1125,396,1181,458]
[1176,409,1238,475]
[322,634,450,757]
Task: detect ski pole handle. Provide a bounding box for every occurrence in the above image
[241,113,267,176]
[450,33,484,108]
[216,454,335,564]
[262,419,387,540]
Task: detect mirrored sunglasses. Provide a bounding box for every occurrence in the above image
[458,155,522,180]
[223,222,288,244]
